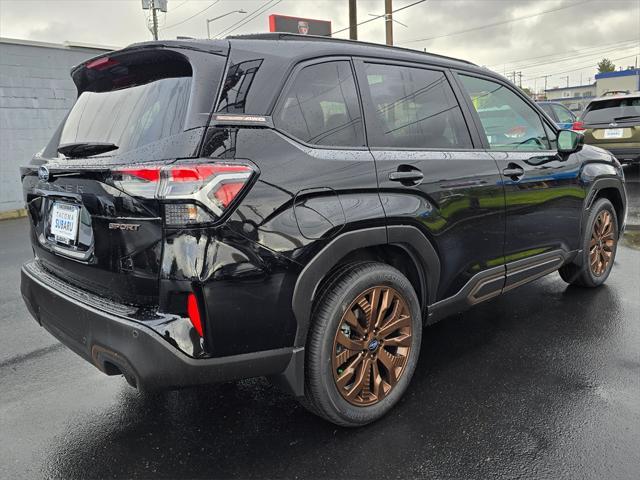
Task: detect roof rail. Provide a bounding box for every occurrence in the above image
[227,32,476,66]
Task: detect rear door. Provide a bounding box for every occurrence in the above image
[455,73,584,271]
[354,59,506,301]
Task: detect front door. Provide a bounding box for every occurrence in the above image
[354,60,506,302]
[456,74,584,280]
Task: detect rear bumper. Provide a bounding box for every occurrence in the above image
[20,260,294,390]
[607,147,640,163]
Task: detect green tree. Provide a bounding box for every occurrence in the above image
[597,58,616,73]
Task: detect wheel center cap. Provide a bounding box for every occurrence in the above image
[368,339,380,352]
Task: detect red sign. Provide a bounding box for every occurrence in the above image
[268,14,331,36]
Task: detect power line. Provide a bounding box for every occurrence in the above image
[160,0,220,31]
[170,0,191,11]
[331,0,428,36]
[398,0,590,45]
[506,43,640,73]
[486,39,639,69]
[216,0,282,38]
[523,52,640,82]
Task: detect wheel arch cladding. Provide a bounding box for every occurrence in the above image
[291,226,441,347]
[594,187,625,227]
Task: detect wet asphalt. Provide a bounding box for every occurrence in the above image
[1,166,639,479]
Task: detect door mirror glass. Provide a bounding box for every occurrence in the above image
[557,129,583,153]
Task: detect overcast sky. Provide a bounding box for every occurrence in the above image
[0,0,638,92]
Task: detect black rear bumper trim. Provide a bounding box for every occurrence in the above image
[21,261,293,390]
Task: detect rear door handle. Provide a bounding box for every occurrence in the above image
[502,164,525,179]
[389,170,424,184]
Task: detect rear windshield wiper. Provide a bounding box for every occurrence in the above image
[57,142,119,158]
[613,115,640,122]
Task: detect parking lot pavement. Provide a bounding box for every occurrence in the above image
[624,164,640,228]
[1,171,639,479]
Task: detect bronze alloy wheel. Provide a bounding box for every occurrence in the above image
[332,286,412,407]
[590,210,616,276]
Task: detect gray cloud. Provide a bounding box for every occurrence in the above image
[0,0,638,91]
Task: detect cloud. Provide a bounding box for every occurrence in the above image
[0,0,638,91]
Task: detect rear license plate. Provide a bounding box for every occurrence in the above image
[50,202,80,244]
[603,128,624,139]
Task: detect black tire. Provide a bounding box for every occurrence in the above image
[559,198,619,287]
[302,262,422,427]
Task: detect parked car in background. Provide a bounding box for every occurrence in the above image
[574,92,640,164]
[538,101,577,129]
[20,34,627,427]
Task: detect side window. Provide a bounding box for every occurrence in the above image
[552,104,575,124]
[275,61,364,147]
[459,75,551,151]
[363,63,472,149]
[539,103,555,119]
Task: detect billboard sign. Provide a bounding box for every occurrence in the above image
[268,14,331,36]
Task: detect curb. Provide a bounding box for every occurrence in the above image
[0,208,27,221]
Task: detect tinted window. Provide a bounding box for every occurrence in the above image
[275,61,364,147]
[60,77,191,155]
[539,103,554,118]
[460,75,551,151]
[363,64,471,149]
[582,97,640,124]
[552,104,575,124]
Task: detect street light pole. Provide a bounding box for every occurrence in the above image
[206,10,247,39]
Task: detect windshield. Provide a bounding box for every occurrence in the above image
[582,97,640,124]
[59,76,192,156]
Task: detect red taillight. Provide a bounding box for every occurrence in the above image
[214,182,245,208]
[112,162,254,225]
[86,56,119,70]
[572,121,585,131]
[187,293,203,337]
[118,168,161,182]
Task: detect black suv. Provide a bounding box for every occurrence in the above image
[20,34,627,426]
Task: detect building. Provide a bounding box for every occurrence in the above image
[543,68,640,115]
[0,37,116,215]
[543,83,596,113]
[595,68,640,96]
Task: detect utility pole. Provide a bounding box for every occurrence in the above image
[141,0,161,40]
[151,0,159,40]
[385,0,393,46]
[517,71,522,88]
[349,0,358,40]
[543,75,549,93]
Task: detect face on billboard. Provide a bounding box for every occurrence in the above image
[297,21,309,35]
[269,15,331,36]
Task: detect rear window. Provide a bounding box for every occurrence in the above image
[275,60,364,147]
[59,51,193,156]
[582,97,640,124]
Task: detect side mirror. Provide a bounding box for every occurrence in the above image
[557,129,584,154]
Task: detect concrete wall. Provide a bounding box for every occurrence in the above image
[0,39,111,213]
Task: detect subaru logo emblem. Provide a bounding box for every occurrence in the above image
[37,166,50,182]
[368,339,380,351]
[609,122,618,127]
